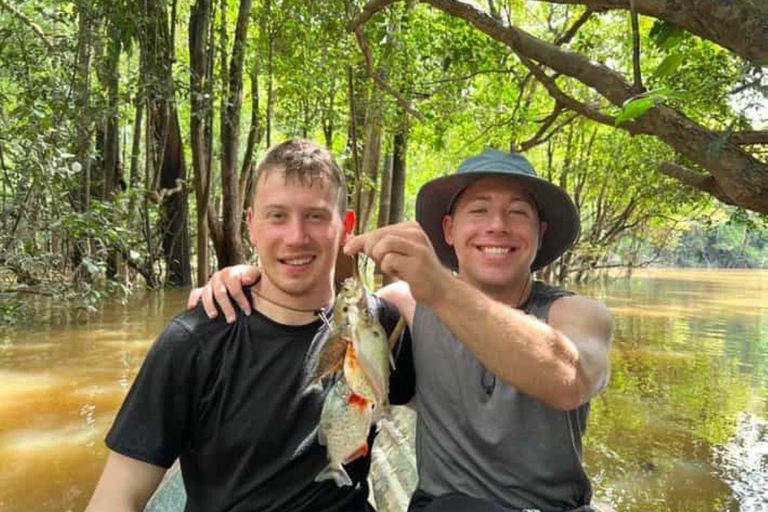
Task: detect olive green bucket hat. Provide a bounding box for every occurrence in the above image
[415,149,580,272]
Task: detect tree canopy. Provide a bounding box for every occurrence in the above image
[0,0,765,308]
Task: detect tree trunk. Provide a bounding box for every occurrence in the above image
[374,153,393,284]
[389,121,408,225]
[359,87,383,232]
[219,0,254,267]
[101,23,122,279]
[140,0,191,286]
[71,1,94,281]
[190,0,213,285]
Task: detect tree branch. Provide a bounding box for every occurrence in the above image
[518,54,625,128]
[628,0,644,93]
[659,161,736,205]
[348,0,401,30]
[516,102,572,151]
[0,0,55,51]
[354,0,768,213]
[727,130,768,146]
[532,0,768,63]
[350,24,425,121]
[554,8,593,46]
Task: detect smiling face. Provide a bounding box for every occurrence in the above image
[443,176,547,297]
[247,168,353,309]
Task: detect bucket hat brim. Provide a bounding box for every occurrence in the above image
[415,150,580,272]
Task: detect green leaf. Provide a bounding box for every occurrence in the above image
[651,53,684,80]
[649,20,687,51]
[615,96,657,125]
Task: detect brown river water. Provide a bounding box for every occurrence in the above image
[1,269,766,512]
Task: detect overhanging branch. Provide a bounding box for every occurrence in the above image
[727,130,768,146]
[0,0,55,51]
[517,54,623,128]
[532,0,768,63]
[350,23,425,121]
[659,161,736,205]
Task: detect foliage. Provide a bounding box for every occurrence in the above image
[0,0,765,313]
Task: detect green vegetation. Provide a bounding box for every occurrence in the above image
[0,0,765,317]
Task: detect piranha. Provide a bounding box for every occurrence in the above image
[306,278,367,387]
[315,377,373,486]
[347,306,392,414]
[314,277,405,486]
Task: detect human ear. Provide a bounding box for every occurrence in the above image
[340,210,356,244]
[442,215,455,247]
[247,208,257,246]
[538,220,548,249]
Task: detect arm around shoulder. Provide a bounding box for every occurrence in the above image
[85,451,166,512]
[376,280,416,326]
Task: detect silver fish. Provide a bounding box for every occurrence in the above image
[316,378,373,486]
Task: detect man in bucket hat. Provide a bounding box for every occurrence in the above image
[191,149,612,512]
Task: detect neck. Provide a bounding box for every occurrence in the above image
[461,273,532,309]
[253,279,334,326]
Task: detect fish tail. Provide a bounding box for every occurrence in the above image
[315,462,353,487]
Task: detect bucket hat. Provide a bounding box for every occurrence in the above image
[415,149,579,271]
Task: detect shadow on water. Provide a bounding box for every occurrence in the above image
[1,270,767,512]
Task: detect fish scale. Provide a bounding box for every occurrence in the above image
[315,378,373,486]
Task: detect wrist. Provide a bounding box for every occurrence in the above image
[421,266,456,311]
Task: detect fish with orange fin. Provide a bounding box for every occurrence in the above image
[351,306,393,411]
[305,278,367,388]
[316,377,373,486]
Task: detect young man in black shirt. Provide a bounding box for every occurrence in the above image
[85,139,403,512]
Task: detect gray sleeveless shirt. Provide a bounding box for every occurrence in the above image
[411,281,592,510]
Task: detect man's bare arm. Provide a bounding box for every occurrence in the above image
[428,278,611,410]
[345,221,612,410]
[84,451,166,512]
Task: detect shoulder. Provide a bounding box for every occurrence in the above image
[550,293,612,338]
[376,280,416,326]
[151,306,234,357]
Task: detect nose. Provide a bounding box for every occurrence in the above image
[285,217,309,245]
[485,210,509,233]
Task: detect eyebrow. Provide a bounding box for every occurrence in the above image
[465,194,531,203]
[260,204,333,213]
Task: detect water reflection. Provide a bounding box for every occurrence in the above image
[0,288,187,512]
[582,270,768,512]
[0,271,767,512]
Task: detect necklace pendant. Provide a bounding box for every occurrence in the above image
[316,308,333,330]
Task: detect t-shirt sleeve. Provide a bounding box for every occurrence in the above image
[105,318,200,468]
[374,296,416,406]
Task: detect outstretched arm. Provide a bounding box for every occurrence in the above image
[345,221,612,410]
[84,451,166,512]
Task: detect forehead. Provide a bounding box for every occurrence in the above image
[254,169,338,207]
[456,175,535,205]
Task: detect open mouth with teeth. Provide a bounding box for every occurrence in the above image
[477,245,515,255]
[279,255,316,266]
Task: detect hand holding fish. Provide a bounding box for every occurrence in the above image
[344,221,451,305]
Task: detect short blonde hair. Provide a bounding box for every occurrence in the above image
[252,138,347,214]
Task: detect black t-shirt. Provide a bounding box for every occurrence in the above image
[106,290,408,512]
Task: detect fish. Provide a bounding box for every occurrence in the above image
[307,331,349,388]
[343,337,380,405]
[349,306,392,412]
[306,278,368,388]
[316,377,373,486]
